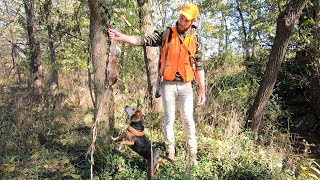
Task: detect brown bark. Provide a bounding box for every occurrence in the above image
[44,0,58,89]
[88,0,111,135]
[223,14,229,53]
[23,0,43,89]
[218,14,224,56]
[246,0,309,133]
[316,0,320,49]
[137,0,162,111]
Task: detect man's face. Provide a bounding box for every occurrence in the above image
[177,14,193,33]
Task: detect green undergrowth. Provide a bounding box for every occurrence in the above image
[94,126,304,179]
[1,56,320,179]
[94,125,320,179]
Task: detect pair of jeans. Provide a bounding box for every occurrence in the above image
[160,80,197,158]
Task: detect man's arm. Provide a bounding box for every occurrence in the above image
[108,29,144,46]
[195,70,206,105]
[194,35,206,105]
[109,28,167,47]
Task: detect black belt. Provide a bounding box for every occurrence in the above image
[174,73,183,81]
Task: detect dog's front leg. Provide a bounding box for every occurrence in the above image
[120,140,135,146]
[111,132,126,142]
[116,140,135,151]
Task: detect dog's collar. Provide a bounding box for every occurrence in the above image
[127,125,145,136]
[131,118,141,122]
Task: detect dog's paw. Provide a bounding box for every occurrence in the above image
[111,136,118,141]
[118,144,126,153]
[118,144,124,150]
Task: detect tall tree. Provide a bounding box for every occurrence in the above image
[44,0,58,89]
[88,0,111,133]
[88,1,121,178]
[137,0,162,111]
[217,12,229,56]
[23,0,43,89]
[236,0,250,62]
[3,1,25,85]
[246,0,309,133]
[316,0,320,51]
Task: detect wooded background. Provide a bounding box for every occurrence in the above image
[1,0,320,179]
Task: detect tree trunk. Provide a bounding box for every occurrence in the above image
[316,0,320,49]
[223,14,229,53]
[218,13,224,56]
[23,0,43,89]
[236,0,250,62]
[137,0,162,111]
[88,0,111,135]
[251,32,256,59]
[246,0,309,133]
[44,0,59,90]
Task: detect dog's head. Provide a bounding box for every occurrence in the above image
[124,105,143,122]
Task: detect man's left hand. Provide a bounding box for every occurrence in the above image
[197,89,206,106]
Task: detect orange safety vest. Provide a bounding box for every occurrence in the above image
[159,27,197,82]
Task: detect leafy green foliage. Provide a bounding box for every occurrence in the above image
[216,72,253,112]
[96,143,149,179]
[45,0,89,72]
[1,0,320,179]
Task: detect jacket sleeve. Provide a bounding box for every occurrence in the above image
[194,35,204,71]
[141,28,170,47]
[140,30,163,47]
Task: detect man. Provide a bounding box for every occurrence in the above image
[108,3,206,165]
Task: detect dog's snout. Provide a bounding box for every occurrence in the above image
[124,105,136,117]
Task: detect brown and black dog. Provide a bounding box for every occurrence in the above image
[111,105,160,177]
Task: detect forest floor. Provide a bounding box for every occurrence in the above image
[1,81,320,179]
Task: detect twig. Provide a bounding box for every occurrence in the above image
[150,117,153,180]
[86,39,119,179]
[87,42,95,108]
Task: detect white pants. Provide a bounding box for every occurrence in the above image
[161,80,197,156]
